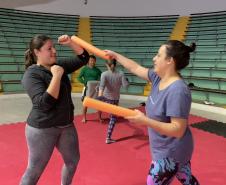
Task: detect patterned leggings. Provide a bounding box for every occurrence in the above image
[147,158,199,185]
[96,96,119,139]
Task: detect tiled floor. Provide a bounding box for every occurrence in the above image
[0,93,144,124]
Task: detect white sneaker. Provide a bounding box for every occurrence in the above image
[106,138,116,144]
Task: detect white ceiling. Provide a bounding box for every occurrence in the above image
[1,0,226,17]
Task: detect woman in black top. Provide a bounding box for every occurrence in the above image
[20,34,89,185]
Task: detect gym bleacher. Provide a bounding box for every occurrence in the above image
[183,11,226,105]
[0,8,79,93]
[90,15,179,95]
[1,7,226,106]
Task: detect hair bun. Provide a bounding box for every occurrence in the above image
[188,42,196,53]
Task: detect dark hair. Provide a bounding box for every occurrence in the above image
[164,40,196,70]
[25,34,51,69]
[188,82,195,88]
[106,59,117,71]
[89,55,96,60]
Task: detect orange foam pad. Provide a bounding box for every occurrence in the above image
[71,36,109,60]
[83,97,138,117]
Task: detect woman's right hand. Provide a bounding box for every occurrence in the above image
[50,65,64,79]
[104,50,118,60]
[47,65,64,99]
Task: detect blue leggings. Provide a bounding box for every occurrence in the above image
[20,124,80,185]
[147,158,199,185]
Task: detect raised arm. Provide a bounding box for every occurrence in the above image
[105,50,149,81]
[58,35,84,55]
[57,35,89,73]
[22,69,61,111]
[47,65,64,99]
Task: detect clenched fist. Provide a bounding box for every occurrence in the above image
[58,35,71,46]
[50,65,64,79]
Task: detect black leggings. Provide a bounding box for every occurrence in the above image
[20,124,80,185]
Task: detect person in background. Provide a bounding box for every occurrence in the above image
[104,40,200,184]
[20,34,89,185]
[97,59,129,144]
[77,55,102,123]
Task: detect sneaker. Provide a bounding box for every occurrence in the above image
[82,118,87,123]
[106,138,116,144]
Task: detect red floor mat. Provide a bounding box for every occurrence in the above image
[0,113,225,185]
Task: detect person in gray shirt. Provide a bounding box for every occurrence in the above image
[97,59,129,144]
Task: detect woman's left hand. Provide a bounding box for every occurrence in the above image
[125,109,147,126]
[58,35,71,46]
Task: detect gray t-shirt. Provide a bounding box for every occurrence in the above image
[146,69,194,164]
[99,70,129,100]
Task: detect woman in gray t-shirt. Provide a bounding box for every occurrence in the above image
[97,60,129,144]
[104,41,199,185]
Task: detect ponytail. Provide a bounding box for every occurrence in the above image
[106,59,117,72]
[187,42,196,53]
[25,49,36,69]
